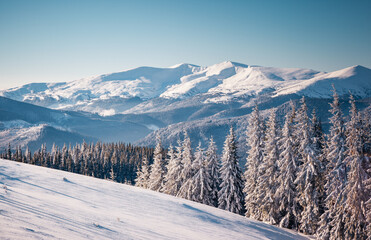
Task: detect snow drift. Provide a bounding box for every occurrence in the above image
[0,159,309,240]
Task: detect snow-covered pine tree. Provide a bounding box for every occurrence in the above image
[244,104,264,219]
[342,94,369,240]
[135,156,151,189]
[311,109,326,215]
[103,146,112,179]
[162,144,182,195]
[317,87,347,240]
[205,136,220,207]
[218,126,244,215]
[257,109,280,224]
[177,131,194,200]
[110,147,119,181]
[60,144,68,170]
[275,109,300,230]
[148,135,165,191]
[190,142,213,205]
[294,97,321,235]
[25,146,31,164]
[6,143,11,160]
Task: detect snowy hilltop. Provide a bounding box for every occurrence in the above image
[0,61,370,154]
[1,62,370,116]
[0,159,308,240]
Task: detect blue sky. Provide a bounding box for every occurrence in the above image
[0,0,370,89]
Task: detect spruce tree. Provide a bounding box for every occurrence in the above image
[244,105,264,219]
[135,156,151,189]
[317,87,347,240]
[294,97,321,234]
[148,135,165,191]
[275,109,300,230]
[205,137,220,207]
[177,132,194,199]
[162,145,182,195]
[342,95,368,240]
[311,109,326,216]
[190,142,213,205]
[218,126,244,215]
[258,109,280,224]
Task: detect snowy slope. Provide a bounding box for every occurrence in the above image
[0,159,309,240]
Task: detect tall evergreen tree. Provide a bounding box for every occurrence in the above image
[110,147,119,181]
[177,132,194,199]
[311,110,326,215]
[342,95,368,240]
[205,137,220,207]
[135,156,151,189]
[244,105,264,219]
[148,135,165,191]
[190,142,213,205]
[258,109,280,224]
[218,126,244,215]
[275,109,300,230]
[162,145,182,195]
[25,146,31,164]
[294,97,321,234]
[317,87,347,240]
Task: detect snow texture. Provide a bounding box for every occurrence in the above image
[0,159,309,240]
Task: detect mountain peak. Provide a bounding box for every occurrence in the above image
[168,63,200,69]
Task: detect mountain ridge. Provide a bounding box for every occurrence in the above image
[1,62,370,116]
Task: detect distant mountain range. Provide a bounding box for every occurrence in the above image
[1,61,370,153]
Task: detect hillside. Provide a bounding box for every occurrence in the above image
[0,159,309,240]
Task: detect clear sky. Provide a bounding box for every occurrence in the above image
[0,0,370,90]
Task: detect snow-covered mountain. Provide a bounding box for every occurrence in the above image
[1,62,370,116]
[0,159,309,239]
[0,62,370,152]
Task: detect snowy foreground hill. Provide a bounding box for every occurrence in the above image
[0,159,309,240]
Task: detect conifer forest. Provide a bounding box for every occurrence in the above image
[3,90,370,240]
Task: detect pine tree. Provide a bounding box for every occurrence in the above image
[25,146,31,164]
[135,156,151,189]
[110,147,119,181]
[60,144,68,170]
[162,144,182,195]
[342,95,368,240]
[311,110,326,215]
[148,135,165,191]
[190,142,214,205]
[218,126,244,215]
[317,87,347,240]
[257,109,280,224]
[177,132,195,199]
[294,97,321,234]
[244,105,264,219]
[275,109,300,230]
[205,137,220,207]
[7,143,11,160]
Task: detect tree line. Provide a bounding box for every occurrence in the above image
[2,142,155,184]
[135,89,370,239]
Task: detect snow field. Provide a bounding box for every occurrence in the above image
[0,159,309,240]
